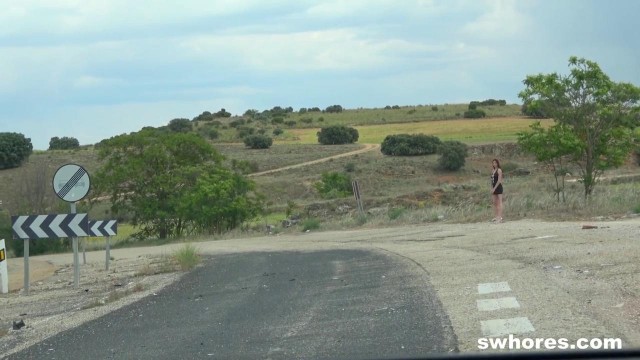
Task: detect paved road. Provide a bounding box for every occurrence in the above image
[11,249,457,360]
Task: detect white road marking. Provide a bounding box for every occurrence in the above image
[535,235,558,239]
[478,282,511,295]
[481,317,535,337]
[477,297,520,311]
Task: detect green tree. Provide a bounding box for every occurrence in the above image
[437,141,468,171]
[214,108,232,118]
[324,105,343,113]
[0,132,33,169]
[519,56,640,197]
[176,167,262,234]
[49,136,80,150]
[94,130,261,239]
[317,126,359,145]
[168,118,192,133]
[518,122,581,202]
[243,134,273,149]
[380,134,441,156]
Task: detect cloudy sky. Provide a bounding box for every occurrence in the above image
[1,0,639,149]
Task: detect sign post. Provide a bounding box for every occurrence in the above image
[0,239,8,294]
[88,220,118,271]
[352,180,364,216]
[12,213,90,294]
[53,164,91,289]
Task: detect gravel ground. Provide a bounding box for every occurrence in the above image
[1,215,639,356]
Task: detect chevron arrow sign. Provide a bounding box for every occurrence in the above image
[88,220,118,237]
[11,214,90,239]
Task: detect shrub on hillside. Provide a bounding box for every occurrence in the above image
[168,118,192,133]
[49,136,80,150]
[437,140,468,171]
[314,172,352,198]
[229,119,245,128]
[0,132,33,169]
[201,128,219,140]
[317,126,359,145]
[325,105,343,113]
[463,109,486,118]
[243,134,273,149]
[273,128,284,136]
[236,126,255,138]
[380,134,442,156]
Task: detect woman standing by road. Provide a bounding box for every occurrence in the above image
[491,159,504,223]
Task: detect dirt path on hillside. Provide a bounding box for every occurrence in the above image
[248,143,380,177]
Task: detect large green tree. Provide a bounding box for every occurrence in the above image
[94,129,262,239]
[0,132,33,170]
[49,136,80,150]
[519,57,640,197]
[518,122,581,202]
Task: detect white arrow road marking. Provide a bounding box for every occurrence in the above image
[106,220,117,236]
[30,215,48,238]
[50,215,67,238]
[91,221,102,236]
[69,214,88,237]
[12,216,29,239]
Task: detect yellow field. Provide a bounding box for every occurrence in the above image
[280,117,553,144]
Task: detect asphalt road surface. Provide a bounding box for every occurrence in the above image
[10,249,458,360]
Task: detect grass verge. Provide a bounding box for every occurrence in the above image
[173,243,201,271]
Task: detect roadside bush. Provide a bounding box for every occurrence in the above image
[301,118,313,124]
[317,126,359,145]
[315,172,352,198]
[243,134,273,149]
[271,117,284,125]
[273,128,284,136]
[431,106,438,112]
[437,140,468,171]
[285,120,297,127]
[380,134,442,156]
[301,218,320,232]
[173,243,200,271]
[388,207,406,220]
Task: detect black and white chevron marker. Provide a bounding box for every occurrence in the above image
[11,214,89,239]
[88,220,118,237]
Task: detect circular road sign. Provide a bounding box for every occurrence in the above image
[53,164,91,203]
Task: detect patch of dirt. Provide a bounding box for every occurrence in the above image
[0,255,182,357]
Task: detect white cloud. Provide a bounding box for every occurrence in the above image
[461,0,532,39]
